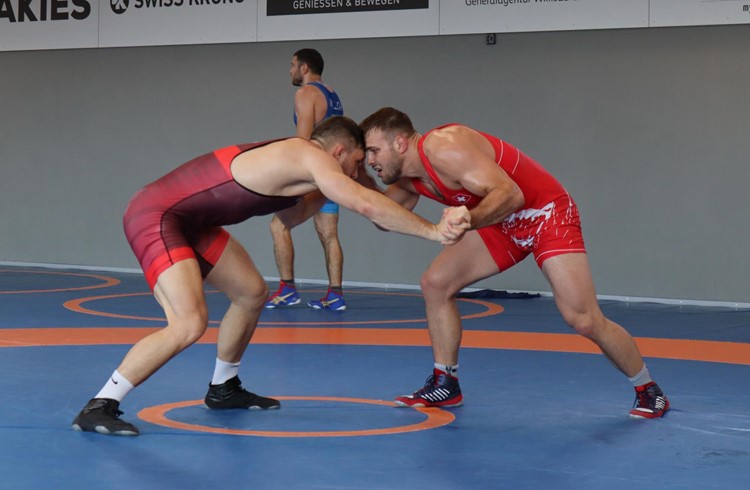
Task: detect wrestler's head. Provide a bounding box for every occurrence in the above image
[290,48,324,87]
[311,116,365,179]
[360,107,416,185]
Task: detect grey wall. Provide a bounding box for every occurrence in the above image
[1,25,748,303]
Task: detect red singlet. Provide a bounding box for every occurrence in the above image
[413,125,586,270]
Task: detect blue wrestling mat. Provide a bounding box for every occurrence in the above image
[1,266,749,489]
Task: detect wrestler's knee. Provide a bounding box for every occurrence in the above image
[270,215,291,237]
[247,282,269,309]
[166,310,210,347]
[314,217,339,244]
[232,282,269,311]
[317,230,339,248]
[421,267,456,300]
[562,310,605,339]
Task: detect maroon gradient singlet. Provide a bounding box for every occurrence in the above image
[123,141,299,289]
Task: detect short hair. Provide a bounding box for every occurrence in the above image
[360,107,417,139]
[311,116,365,152]
[293,48,324,75]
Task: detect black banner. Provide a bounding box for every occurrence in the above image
[267,0,429,16]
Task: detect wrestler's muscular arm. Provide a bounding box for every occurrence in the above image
[365,179,420,232]
[234,139,469,244]
[273,190,328,229]
[384,179,421,211]
[422,127,524,229]
[308,159,467,245]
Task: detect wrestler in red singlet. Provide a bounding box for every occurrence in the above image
[413,124,586,271]
[123,141,299,289]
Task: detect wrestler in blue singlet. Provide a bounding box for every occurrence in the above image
[295,81,344,213]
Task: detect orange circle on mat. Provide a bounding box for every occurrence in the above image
[138,396,455,437]
[64,290,503,325]
[0,269,120,294]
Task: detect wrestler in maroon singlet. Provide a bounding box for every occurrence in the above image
[123,141,299,289]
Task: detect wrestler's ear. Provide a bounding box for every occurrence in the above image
[331,143,346,161]
[394,134,408,154]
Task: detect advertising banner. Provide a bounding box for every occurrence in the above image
[2,0,748,52]
[0,0,99,51]
[257,0,436,41]
[439,0,649,35]
[98,0,258,48]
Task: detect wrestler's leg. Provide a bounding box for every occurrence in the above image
[118,258,209,386]
[420,230,500,365]
[72,258,208,435]
[202,235,279,409]
[394,231,503,407]
[205,235,268,363]
[314,209,343,288]
[541,253,644,377]
[269,215,295,282]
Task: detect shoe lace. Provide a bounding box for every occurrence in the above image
[634,389,651,409]
[414,374,437,396]
[89,399,124,418]
[634,384,665,411]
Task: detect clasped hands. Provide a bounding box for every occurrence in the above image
[436,206,471,245]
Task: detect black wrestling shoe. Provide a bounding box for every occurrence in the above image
[629,382,670,419]
[204,376,280,410]
[394,368,464,408]
[72,398,139,436]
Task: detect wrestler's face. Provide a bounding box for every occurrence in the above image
[365,129,403,185]
[290,56,304,87]
[337,147,366,180]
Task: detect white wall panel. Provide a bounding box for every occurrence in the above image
[439,0,648,35]
[650,0,750,28]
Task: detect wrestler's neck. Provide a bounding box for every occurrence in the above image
[303,73,322,85]
[402,132,426,179]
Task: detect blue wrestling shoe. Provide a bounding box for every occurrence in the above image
[307,289,347,311]
[265,281,301,309]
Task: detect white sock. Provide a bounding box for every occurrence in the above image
[628,364,653,387]
[212,358,241,385]
[95,370,135,402]
[434,362,459,377]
